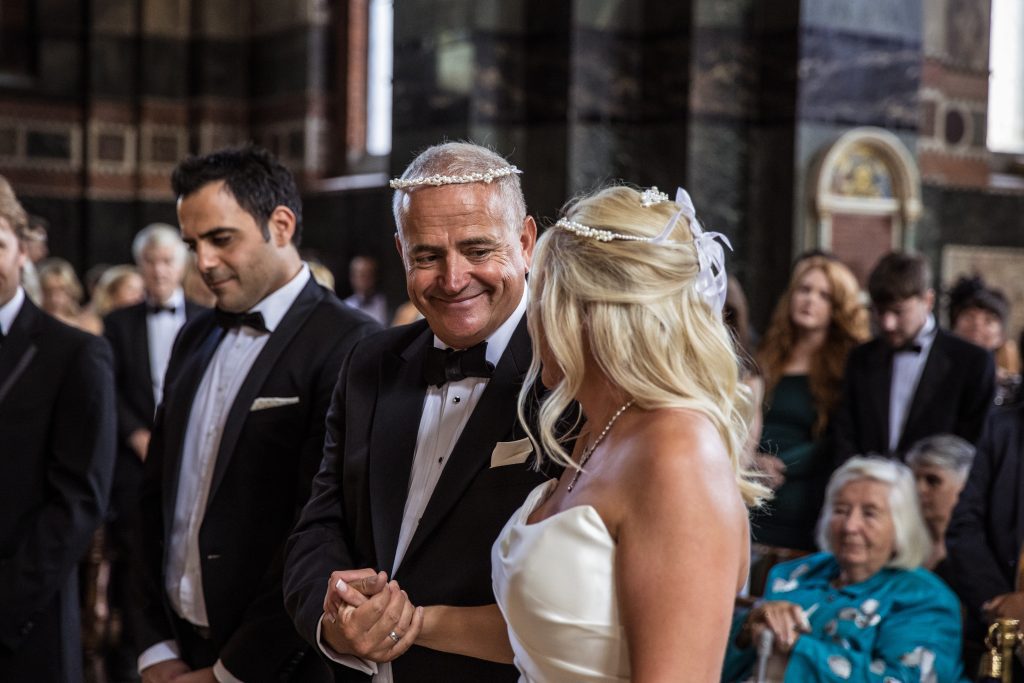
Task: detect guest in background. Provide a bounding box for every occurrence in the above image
[947,401,1024,675]
[343,255,388,325]
[750,255,868,584]
[91,265,145,318]
[102,224,203,681]
[38,257,103,335]
[723,457,965,682]
[0,175,116,683]
[833,251,994,460]
[18,215,47,303]
[904,434,974,582]
[948,275,1020,405]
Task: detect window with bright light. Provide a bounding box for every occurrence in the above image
[988,0,1024,153]
[366,0,393,157]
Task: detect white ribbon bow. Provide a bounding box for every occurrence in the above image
[651,187,732,312]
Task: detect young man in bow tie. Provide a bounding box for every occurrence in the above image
[833,250,994,461]
[284,142,546,682]
[135,146,379,683]
[102,223,205,678]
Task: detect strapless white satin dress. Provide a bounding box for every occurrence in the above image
[492,480,631,682]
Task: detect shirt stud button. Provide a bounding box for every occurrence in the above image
[453,396,461,404]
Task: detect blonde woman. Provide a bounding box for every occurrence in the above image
[38,257,103,334]
[491,186,767,682]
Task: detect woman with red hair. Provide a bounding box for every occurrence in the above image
[750,255,869,585]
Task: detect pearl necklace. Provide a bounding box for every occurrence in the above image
[567,399,635,492]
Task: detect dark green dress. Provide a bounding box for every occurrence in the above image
[752,374,829,551]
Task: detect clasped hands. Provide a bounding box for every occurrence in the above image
[320,568,425,663]
[740,600,811,655]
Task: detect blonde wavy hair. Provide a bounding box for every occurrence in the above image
[518,185,769,507]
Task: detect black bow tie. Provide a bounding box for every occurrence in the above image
[422,342,494,387]
[892,341,923,355]
[147,303,177,315]
[215,309,269,334]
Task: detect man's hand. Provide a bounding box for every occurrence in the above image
[140,659,189,683]
[743,600,810,654]
[323,568,389,622]
[171,667,216,682]
[130,428,152,461]
[321,580,425,663]
[984,592,1024,622]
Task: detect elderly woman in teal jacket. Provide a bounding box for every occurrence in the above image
[723,457,966,682]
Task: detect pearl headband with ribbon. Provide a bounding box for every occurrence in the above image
[553,186,733,312]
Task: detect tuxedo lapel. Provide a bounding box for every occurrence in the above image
[162,321,224,522]
[206,279,324,505]
[368,324,432,575]
[401,318,531,567]
[0,299,40,406]
[900,332,951,451]
[865,341,893,451]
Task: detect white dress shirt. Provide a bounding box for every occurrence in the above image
[319,290,528,682]
[138,265,310,682]
[0,285,25,337]
[888,314,937,452]
[146,288,187,408]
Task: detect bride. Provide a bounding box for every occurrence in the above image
[492,185,768,682]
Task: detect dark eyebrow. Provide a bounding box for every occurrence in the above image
[196,226,237,241]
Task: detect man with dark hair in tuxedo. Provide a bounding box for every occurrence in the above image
[135,145,379,683]
[284,142,548,682]
[0,175,116,682]
[103,223,205,677]
[834,251,994,461]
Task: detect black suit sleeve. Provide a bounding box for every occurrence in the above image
[0,335,116,648]
[284,342,365,653]
[104,316,150,446]
[220,319,378,680]
[946,410,1015,633]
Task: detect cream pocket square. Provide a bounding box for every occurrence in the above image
[489,438,533,468]
[250,396,300,411]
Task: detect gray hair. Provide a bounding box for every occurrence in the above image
[391,142,527,241]
[816,456,932,571]
[905,434,975,482]
[131,223,187,266]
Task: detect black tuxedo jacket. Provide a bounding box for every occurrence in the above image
[136,278,378,681]
[833,328,994,460]
[0,297,116,682]
[946,404,1024,642]
[284,317,549,682]
[104,298,205,449]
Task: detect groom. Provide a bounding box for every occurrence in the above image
[284,142,547,681]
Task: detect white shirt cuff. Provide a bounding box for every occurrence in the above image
[213,659,243,683]
[138,640,181,674]
[316,614,378,675]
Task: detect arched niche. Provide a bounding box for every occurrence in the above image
[808,127,922,286]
